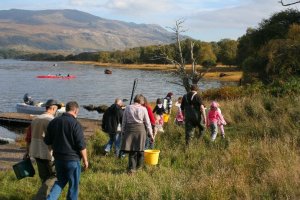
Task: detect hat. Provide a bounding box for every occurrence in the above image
[211,101,218,108]
[167,92,173,97]
[45,99,62,109]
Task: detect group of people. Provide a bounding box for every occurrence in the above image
[102,95,154,174]
[23,84,227,199]
[102,85,227,171]
[24,100,88,200]
[102,92,175,158]
[179,84,227,145]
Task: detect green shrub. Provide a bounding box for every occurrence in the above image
[202,86,243,100]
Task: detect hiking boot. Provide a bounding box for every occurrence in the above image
[127,169,136,176]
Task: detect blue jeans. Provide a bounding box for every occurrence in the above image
[104,133,121,156]
[145,136,154,149]
[210,122,218,141]
[47,160,81,200]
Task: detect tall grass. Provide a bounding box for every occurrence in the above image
[0,94,299,199]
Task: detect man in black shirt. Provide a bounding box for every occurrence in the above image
[181,84,207,145]
[44,101,88,200]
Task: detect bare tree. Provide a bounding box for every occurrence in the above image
[162,19,209,92]
[280,0,300,6]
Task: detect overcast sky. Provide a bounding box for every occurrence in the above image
[1,0,299,41]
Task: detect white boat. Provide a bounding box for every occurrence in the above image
[16,103,66,115]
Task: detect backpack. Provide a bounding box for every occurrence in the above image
[184,92,202,126]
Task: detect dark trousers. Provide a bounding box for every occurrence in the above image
[128,151,144,171]
[185,120,205,145]
[34,158,56,200]
[36,158,56,182]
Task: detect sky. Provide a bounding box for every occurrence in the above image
[1,0,299,42]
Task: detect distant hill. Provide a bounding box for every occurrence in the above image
[0,9,175,53]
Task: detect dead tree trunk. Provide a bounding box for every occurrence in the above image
[168,20,210,92]
[173,20,191,92]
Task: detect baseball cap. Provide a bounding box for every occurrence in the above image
[45,99,62,109]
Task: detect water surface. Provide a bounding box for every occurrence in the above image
[0,59,234,140]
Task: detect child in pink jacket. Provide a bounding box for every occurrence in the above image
[207,101,226,141]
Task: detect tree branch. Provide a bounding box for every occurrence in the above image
[279,0,300,6]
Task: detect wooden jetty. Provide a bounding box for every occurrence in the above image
[0,112,101,138]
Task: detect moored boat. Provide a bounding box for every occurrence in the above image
[16,103,66,115]
[36,75,76,79]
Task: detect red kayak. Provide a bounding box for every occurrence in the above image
[36,75,76,79]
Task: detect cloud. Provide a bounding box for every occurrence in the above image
[68,0,102,6]
[104,0,174,15]
[182,0,287,41]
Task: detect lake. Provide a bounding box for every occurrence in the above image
[0,59,234,140]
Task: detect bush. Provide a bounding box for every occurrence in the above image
[268,77,300,97]
[202,86,243,100]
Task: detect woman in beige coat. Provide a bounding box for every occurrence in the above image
[121,94,154,174]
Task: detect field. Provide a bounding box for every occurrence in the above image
[0,91,299,199]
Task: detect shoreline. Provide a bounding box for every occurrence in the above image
[0,113,101,171]
[69,61,243,82]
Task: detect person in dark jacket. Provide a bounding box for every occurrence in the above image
[101,98,124,157]
[153,98,166,132]
[44,101,88,200]
[181,85,207,145]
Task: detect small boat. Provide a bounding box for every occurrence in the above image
[104,69,112,74]
[36,75,76,79]
[16,103,66,115]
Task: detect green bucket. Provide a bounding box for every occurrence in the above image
[13,159,35,180]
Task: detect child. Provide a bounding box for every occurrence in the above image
[142,97,156,149]
[174,97,184,125]
[153,98,166,133]
[207,101,226,141]
[216,102,226,138]
[163,92,173,114]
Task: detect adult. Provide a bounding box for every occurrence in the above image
[163,92,173,114]
[121,94,154,174]
[23,93,35,105]
[24,99,61,200]
[44,101,88,200]
[181,85,207,145]
[102,98,124,157]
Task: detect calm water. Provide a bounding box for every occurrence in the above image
[0,59,234,140]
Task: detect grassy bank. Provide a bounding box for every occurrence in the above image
[70,61,243,82]
[0,93,299,199]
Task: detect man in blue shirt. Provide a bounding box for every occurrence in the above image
[44,101,88,200]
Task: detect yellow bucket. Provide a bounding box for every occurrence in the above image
[144,150,160,165]
[163,114,169,123]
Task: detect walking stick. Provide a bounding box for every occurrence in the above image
[129,78,138,105]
